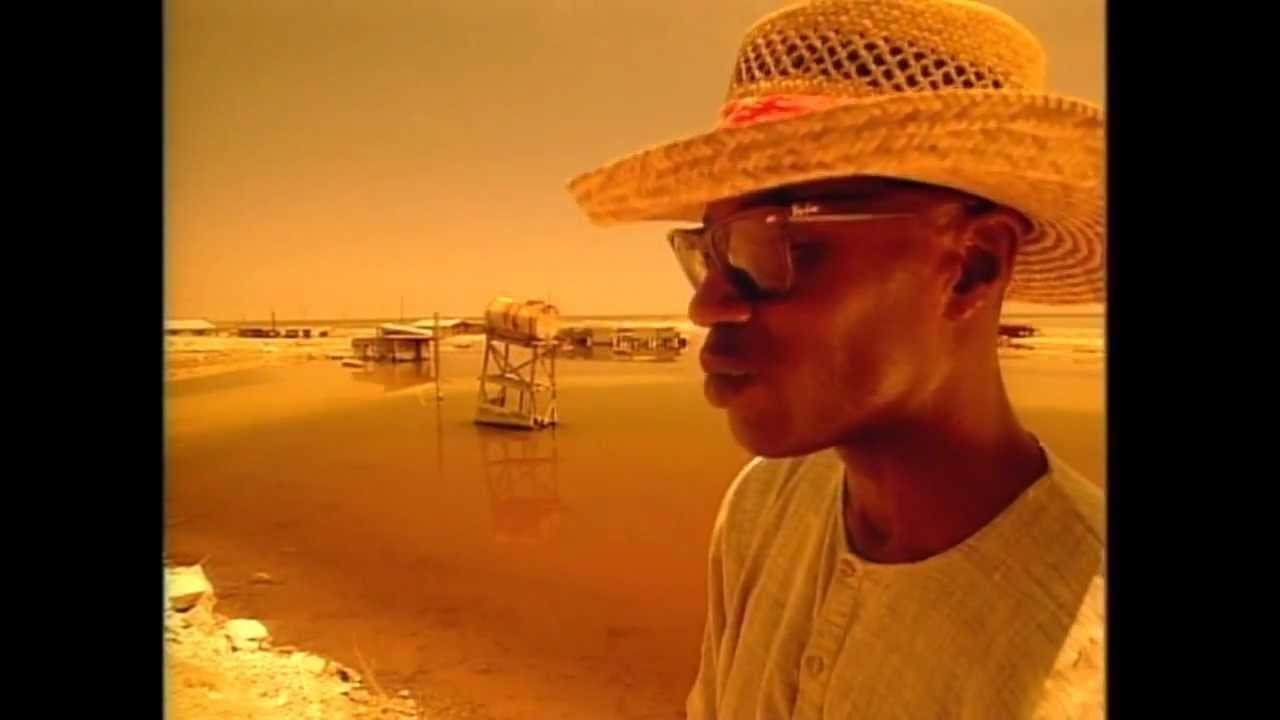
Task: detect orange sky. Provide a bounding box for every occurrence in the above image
[164,0,1104,321]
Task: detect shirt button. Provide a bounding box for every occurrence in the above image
[839,558,857,579]
[804,655,826,676]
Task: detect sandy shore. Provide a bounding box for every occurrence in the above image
[164,564,489,720]
[165,336,346,382]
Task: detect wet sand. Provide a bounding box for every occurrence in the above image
[165,339,1103,720]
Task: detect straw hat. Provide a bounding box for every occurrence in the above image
[567,0,1104,305]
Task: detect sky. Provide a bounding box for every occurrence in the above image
[164,0,1104,321]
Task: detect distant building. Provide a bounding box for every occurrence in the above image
[408,318,486,338]
[165,319,217,336]
[238,327,279,338]
[555,322,688,354]
[280,327,331,339]
[239,325,330,339]
[377,323,433,338]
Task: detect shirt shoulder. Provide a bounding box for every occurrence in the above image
[716,450,841,526]
[1043,448,1105,549]
[710,450,843,567]
[1032,573,1106,719]
[1029,448,1106,718]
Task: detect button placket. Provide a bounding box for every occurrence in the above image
[803,653,826,676]
[795,555,865,716]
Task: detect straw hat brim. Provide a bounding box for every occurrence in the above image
[568,89,1105,305]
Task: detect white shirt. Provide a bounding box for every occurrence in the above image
[686,448,1105,719]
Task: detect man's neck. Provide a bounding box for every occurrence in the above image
[834,383,1046,564]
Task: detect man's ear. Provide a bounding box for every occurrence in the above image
[943,208,1026,321]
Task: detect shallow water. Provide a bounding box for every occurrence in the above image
[165,337,1103,719]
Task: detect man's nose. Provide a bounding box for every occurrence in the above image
[689,263,752,328]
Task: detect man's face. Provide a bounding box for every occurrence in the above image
[689,176,976,457]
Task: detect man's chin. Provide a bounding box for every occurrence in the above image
[724,404,862,459]
[725,409,802,459]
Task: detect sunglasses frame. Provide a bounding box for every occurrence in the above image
[667,202,917,299]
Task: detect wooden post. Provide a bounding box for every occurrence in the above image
[433,312,442,402]
[528,345,537,420]
[502,342,511,408]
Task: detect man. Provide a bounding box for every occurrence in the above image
[569,1,1103,718]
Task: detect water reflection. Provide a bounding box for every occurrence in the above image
[348,361,437,391]
[476,427,563,545]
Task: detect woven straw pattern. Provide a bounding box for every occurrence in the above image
[567,0,1105,305]
[731,0,1044,100]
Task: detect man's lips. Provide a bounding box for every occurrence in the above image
[701,357,756,408]
[700,349,753,377]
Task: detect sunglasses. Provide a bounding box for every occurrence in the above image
[667,201,917,299]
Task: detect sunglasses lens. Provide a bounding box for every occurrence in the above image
[669,230,710,290]
[725,219,791,296]
[669,215,794,298]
